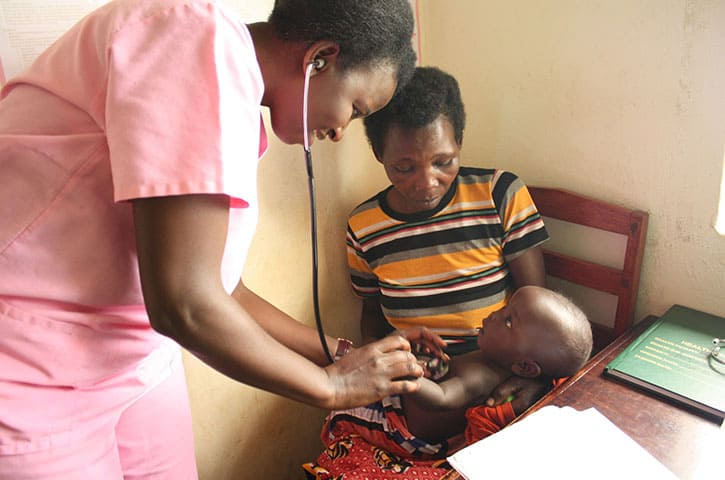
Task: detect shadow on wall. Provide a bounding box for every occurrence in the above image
[184,352,329,479]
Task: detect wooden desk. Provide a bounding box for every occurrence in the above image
[443,315,723,480]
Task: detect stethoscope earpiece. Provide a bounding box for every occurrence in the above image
[310,58,325,70]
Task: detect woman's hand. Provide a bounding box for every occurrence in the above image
[323,334,426,409]
[392,326,449,361]
[485,376,552,415]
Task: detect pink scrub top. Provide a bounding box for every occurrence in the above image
[0,0,267,390]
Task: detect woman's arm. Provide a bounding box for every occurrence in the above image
[507,246,546,288]
[360,296,395,344]
[132,193,427,409]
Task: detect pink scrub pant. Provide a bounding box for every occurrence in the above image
[0,345,198,480]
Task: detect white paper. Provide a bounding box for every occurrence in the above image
[448,406,679,480]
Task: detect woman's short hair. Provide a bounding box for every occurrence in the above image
[268,0,416,91]
[364,66,466,159]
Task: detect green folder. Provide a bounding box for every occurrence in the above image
[604,305,725,422]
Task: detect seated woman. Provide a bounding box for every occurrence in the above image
[350,66,551,403]
[304,66,558,478]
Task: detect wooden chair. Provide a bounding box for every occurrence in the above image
[528,186,648,353]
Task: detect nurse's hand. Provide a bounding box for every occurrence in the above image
[321,328,448,409]
[323,334,426,409]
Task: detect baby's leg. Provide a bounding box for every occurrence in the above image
[402,396,468,441]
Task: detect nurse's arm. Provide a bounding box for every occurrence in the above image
[131,193,424,409]
[230,280,339,366]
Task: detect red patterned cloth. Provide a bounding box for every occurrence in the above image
[320,396,449,459]
[303,377,569,479]
[302,434,450,480]
[303,401,516,479]
[463,402,516,445]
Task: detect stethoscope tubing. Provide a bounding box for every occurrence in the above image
[303,61,335,364]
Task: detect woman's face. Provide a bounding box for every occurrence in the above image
[270,63,397,145]
[380,115,461,214]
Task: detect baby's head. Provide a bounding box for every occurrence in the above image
[477,286,592,379]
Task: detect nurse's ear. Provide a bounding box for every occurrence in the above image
[303,41,339,76]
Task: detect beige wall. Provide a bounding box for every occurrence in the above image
[188,1,725,478]
[418,0,725,319]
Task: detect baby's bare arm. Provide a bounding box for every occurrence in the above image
[407,353,510,410]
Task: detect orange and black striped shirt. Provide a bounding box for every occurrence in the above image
[346,167,548,335]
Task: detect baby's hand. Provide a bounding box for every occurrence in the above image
[486,376,551,415]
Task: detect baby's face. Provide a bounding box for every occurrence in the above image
[477,287,552,368]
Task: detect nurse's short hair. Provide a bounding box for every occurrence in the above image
[364,66,466,159]
[268,0,416,92]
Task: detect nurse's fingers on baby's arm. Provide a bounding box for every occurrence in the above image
[356,346,424,398]
[351,337,424,380]
[387,377,423,395]
[381,351,425,396]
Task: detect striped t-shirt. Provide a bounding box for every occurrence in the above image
[346,167,549,335]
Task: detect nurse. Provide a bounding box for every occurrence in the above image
[0,0,443,478]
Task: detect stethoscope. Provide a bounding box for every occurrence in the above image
[302,58,335,364]
[300,59,451,379]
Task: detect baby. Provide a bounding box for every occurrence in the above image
[404,285,593,440]
[320,285,593,458]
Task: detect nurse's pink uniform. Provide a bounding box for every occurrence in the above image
[0,1,266,478]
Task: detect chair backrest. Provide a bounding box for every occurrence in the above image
[528,186,648,352]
